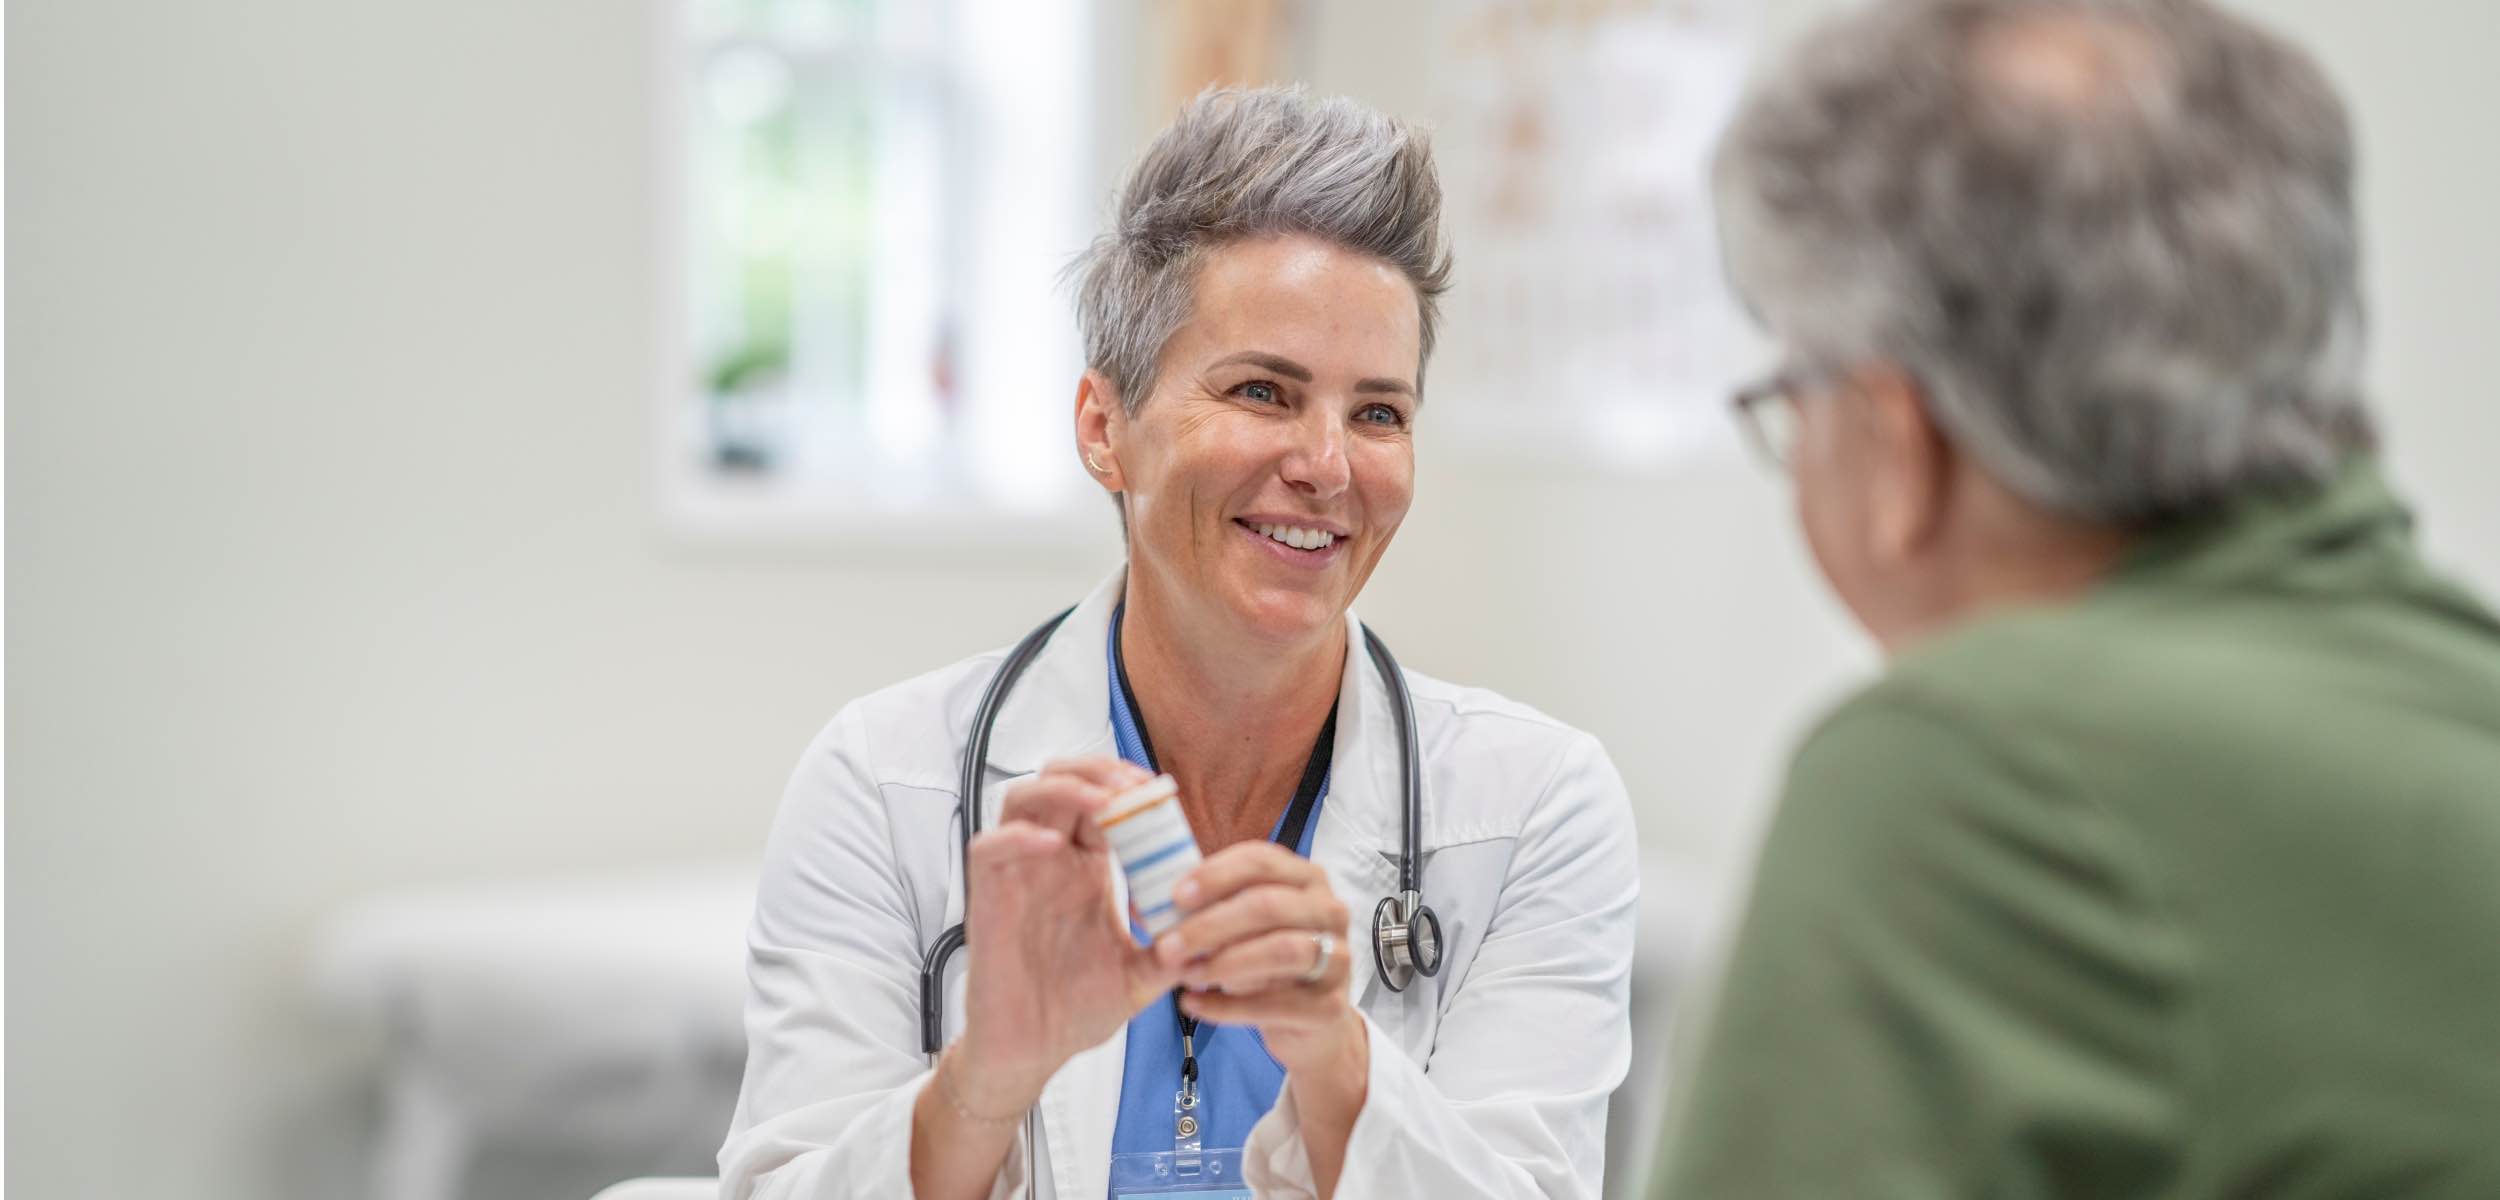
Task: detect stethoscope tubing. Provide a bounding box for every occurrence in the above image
[918,609,1431,1056]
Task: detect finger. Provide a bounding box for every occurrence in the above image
[1040,756,1155,793]
[1155,881,1344,968]
[1122,941,1185,1008]
[1063,763,1162,851]
[1173,840,1326,912]
[1070,814,1110,853]
[1176,986,1338,1031]
[998,773,1121,834]
[968,823,1066,872]
[1180,928,1343,996]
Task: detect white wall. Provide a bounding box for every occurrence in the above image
[5,3,1103,1194]
[8,1,2495,1198]
[1299,0,2500,893]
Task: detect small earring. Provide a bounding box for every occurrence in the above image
[1085,450,1107,474]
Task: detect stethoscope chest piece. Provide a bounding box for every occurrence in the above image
[1371,888,1444,994]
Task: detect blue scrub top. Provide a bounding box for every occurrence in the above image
[1103,615,1327,1175]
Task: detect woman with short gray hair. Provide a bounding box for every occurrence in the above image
[721,87,1637,1200]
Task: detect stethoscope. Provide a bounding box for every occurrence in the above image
[918,607,1445,1055]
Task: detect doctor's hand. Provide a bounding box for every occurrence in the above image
[955,757,1181,1113]
[1155,842,1368,1083]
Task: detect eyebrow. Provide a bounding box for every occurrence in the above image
[1209,350,1417,399]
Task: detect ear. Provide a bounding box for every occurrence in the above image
[1074,370,1129,495]
[1856,364,1953,567]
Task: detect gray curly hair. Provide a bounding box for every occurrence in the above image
[1070,86,1454,412]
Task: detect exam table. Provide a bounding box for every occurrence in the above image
[311,864,757,1200]
[317,857,1712,1200]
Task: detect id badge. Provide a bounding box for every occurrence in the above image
[1106,1148,1248,1198]
[1107,1085,1250,1198]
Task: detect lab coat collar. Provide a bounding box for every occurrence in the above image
[981,572,1123,783]
[985,570,1403,905]
[983,568,1410,1197]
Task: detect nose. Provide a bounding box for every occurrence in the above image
[1280,403,1350,499]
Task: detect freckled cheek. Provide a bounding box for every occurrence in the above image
[1353,449,1415,543]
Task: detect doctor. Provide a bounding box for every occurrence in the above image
[720,87,1637,1200]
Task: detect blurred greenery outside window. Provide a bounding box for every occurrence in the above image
[678,0,1093,534]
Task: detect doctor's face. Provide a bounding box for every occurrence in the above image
[1096,233,1421,648]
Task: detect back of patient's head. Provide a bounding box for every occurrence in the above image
[1717,0,2371,523]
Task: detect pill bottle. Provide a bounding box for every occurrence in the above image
[1100,774,1199,936]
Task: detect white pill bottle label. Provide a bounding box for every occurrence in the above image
[1100,775,1200,937]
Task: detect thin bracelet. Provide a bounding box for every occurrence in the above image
[932,1050,1026,1127]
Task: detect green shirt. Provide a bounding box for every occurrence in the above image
[1651,460,2500,1199]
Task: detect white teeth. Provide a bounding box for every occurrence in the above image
[1251,522,1336,551]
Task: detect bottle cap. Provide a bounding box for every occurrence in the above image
[1099,774,1179,828]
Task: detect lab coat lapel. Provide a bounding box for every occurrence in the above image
[982,571,1125,785]
[966,570,1129,1200]
[1037,745,1128,1200]
[937,570,1122,934]
[1313,610,1409,1024]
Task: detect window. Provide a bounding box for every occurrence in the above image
[662,0,1099,543]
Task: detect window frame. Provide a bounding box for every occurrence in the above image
[648,0,1119,555]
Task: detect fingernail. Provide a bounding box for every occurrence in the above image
[1174,878,1201,907]
[1158,933,1187,962]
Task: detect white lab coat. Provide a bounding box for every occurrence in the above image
[719,572,1638,1199]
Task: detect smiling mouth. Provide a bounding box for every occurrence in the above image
[1235,519,1340,553]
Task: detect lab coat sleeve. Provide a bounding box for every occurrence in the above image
[718,703,1029,1200]
[1244,729,1640,1200]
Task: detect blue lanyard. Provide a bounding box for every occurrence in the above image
[1107,606,1332,856]
[1106,606,1334,1126]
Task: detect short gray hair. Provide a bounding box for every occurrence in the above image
[1071,87,1453,412]
[1717,0,2373,521]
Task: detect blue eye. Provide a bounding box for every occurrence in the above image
[1357,403,1407,427]
[1239,381,1280,404]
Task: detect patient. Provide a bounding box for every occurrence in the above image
[1653,0,2500,1195]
